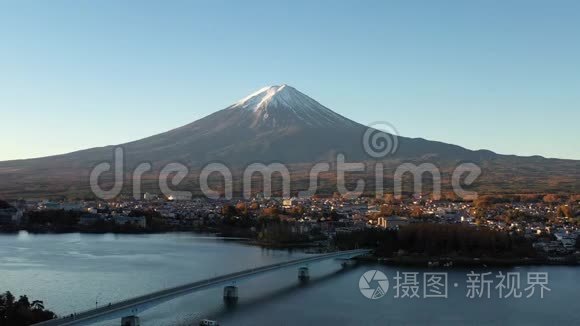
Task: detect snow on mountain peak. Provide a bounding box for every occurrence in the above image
[227,84,358,128]
[232,84,297,111]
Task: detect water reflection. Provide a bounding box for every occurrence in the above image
[1,233,579,325]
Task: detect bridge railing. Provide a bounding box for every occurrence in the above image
[36,249,371,325]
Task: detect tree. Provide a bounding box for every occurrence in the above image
[17,295,30,309]
[410,206,424,218]
[0,199,12,209]
[475,195,495,208]
[383,194,399,204]
[235,202,248,215]
[129,209,163,229]
[221,205,237,217]
[543,194,562,204]
[379,205,395,217]
[442,192,459,202]
[31,300,45,311]
[0,291,55,325]
[289,205,305,216]
[26,210,81,227]
[557,205,574,218]
[2,291,15,306]
[261,207,279,217]
[249,202,260,210]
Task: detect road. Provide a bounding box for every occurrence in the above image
[34,249,371,326]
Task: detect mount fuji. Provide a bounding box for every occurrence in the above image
[103,84,495,165]
[0,85,577,198]
[227,84,359,129]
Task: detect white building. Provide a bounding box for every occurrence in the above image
[377,217,388,229]
[143,192,158,201]
[282,198,298,209]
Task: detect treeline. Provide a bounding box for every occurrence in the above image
[22,209,162,233]
[26,210,82,227]
[0,200,12,209]
[127,209,165,229]
[218,203,327,243]
[334,228,399,257]
[334,224,535,258]
[258,221,311,244]
[0,291,55,325]
[475,194,580,207]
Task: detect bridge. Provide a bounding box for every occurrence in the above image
[34,249,371,326]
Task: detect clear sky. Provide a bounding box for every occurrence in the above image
[1,0,579,161]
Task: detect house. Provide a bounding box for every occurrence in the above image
[461,216,474,223]
[282,198,298,209]
[143,192,158,201]
[39,202,61,210]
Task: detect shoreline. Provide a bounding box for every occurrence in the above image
[3,229,579,267]
[0,228,325,249]
[356,255,580,267]
[0,225,219,235]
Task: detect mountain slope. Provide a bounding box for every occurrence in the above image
[0,85,578,198]
[67,84,498,165]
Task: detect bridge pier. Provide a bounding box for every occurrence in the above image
[33,250,371,326]
[121,315,140,326]
[223,285,238,303]
[298,266,310,281]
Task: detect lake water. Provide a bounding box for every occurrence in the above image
[1,232,579,325]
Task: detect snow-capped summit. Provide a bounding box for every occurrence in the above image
[3,82,568,200]
[228,84,357,128]
[232,84,306,111]
[232,84,293,111]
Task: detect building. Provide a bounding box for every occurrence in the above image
[282,198,298,209]
[143,192,158,201]
[377,217,388,229]
[39,201,61,210]
[380,216,410,230]
[461,216,475,223]
[374,216,409,230]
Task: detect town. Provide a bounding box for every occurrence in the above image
[1,193,579,263]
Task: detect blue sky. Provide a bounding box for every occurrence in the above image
[1,0,579,160]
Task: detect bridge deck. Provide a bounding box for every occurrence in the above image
[34,249,370,326]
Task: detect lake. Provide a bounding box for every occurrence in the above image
[1,232,579,325]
